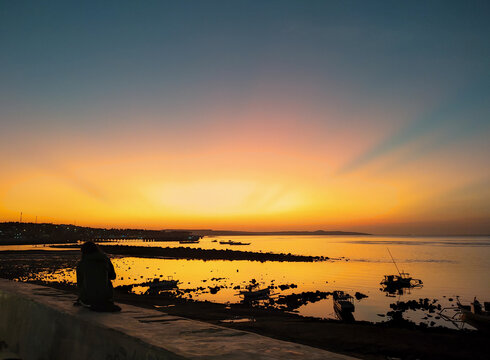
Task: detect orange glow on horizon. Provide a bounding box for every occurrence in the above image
[1,92,489,235]
[1,124,488,235]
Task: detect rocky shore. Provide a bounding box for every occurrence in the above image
[53,244,329,262]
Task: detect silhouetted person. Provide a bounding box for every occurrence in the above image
[473,297,482,314]
[76,241,121,312]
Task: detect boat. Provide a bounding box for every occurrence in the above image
[457,298,490,331]
[380,274,422,288]
[239,287,270,301]
[380,249,422,292]
[219,240,251,245]
[333,290,355,313]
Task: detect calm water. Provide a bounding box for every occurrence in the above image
[5,235,490,328]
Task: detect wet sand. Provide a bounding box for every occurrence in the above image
[0,250,488,359]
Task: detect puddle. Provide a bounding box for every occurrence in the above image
[220,318,255,323]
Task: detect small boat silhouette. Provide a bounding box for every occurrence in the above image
[239,287,270,301]
[333,290,355,321]
[219,240,251,246]
[458,297,490,331]
[380,249,422,294]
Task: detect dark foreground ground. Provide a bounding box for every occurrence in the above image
[0,250,488,360]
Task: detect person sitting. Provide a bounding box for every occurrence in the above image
[75,241,121,312]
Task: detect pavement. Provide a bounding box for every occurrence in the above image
[0,278,357,360]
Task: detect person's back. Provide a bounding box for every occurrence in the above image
[76,241,120,312]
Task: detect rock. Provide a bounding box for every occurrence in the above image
[355,292,368,300]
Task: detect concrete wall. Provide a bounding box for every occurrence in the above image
[0,279,355,360]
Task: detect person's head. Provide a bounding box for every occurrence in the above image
[80,241,100,258]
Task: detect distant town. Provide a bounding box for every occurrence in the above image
[0,222,369,245]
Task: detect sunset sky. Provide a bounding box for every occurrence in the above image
[1,1,489,234]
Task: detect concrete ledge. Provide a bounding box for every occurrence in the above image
[0,279,355,360]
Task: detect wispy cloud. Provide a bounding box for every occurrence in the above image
[338,77,490,175]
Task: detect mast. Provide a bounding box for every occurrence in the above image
[387,248,402,276]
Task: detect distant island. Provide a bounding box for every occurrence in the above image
[0,222,370,245]
[187,229,371,236]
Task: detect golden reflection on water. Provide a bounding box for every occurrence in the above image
[12,235,490,328]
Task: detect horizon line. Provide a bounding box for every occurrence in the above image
[2,221,490,237]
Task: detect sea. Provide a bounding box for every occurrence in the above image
[4,235,490,329]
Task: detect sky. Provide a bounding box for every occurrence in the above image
[1,1,489,234]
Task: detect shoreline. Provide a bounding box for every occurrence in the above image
[3,279,488,360]
[0,245,488,359]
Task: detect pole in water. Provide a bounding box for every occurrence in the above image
[387,248,401,276]
[20,212,22,223]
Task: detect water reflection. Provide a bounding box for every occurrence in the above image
[22,256,463,328]
[2,234,489,329]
